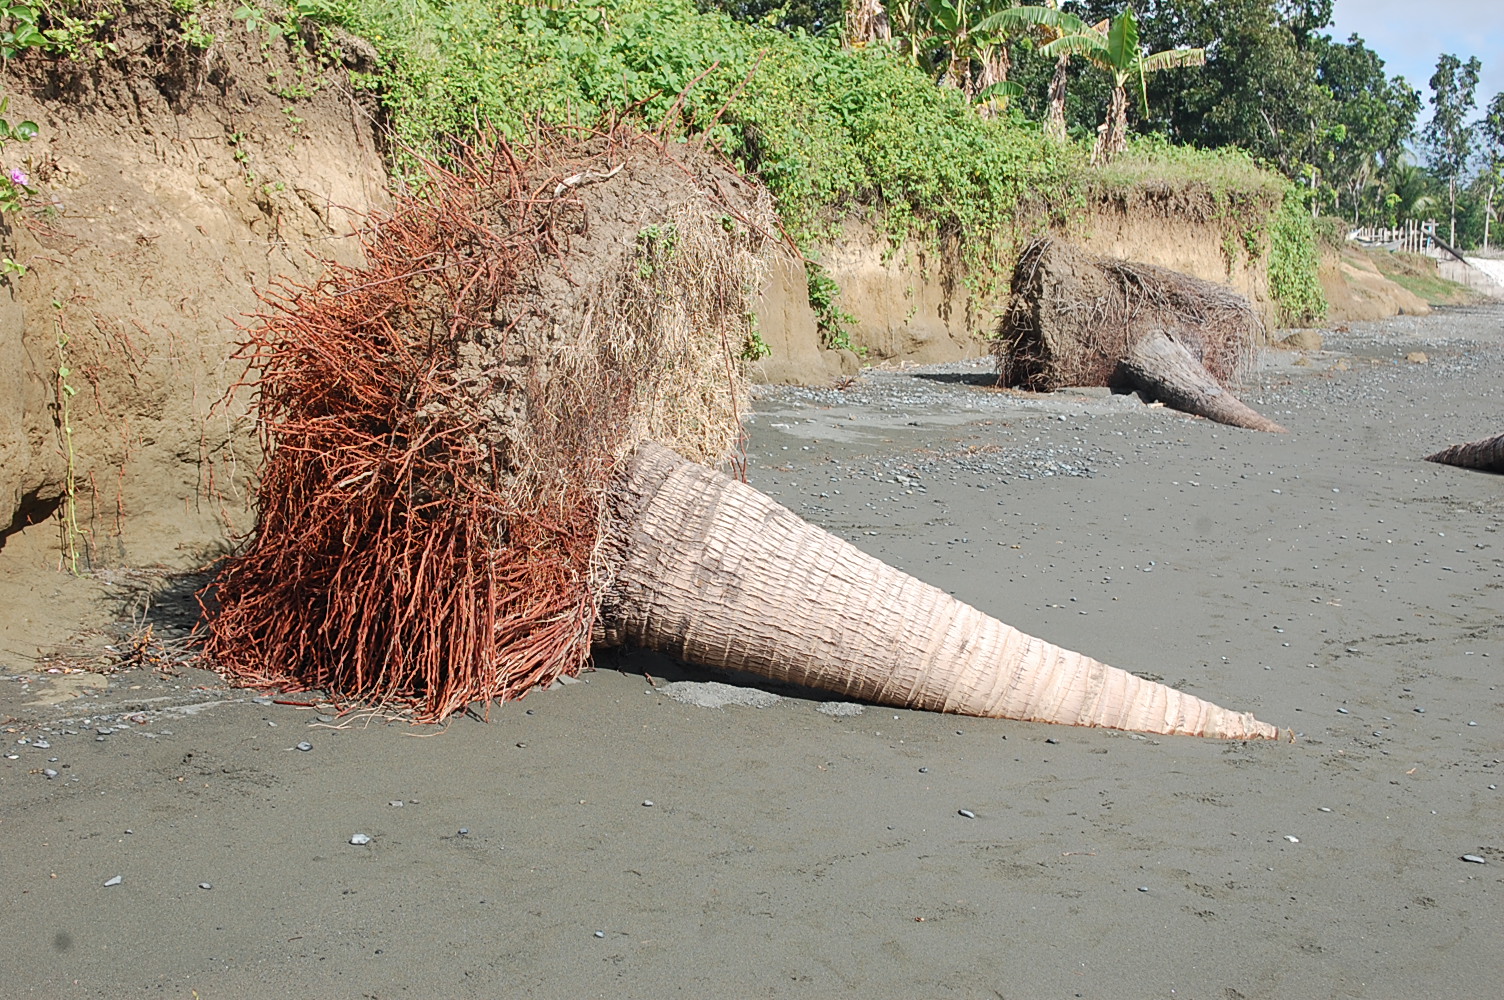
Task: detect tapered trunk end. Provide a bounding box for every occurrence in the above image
[1122,329,1288,433]
[1425,431,1504,472]
[598,443,1280,740]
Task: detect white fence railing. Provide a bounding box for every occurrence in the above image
[1350,220,1437,256]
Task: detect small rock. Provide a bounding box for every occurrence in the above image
[1137,886,1150,893]
[349,833,372,846]
[103,875,122,887]
[388,800,404,808]
[32,740,50,749]
[593,930,605,938]
[199,883,212,890]
[1284,835,1300,843]
[296,741,312,752]
[458,828,469,836]
[42,768,58,779]
[1460,854,1486,864]
[641,800,654,808]
[957,809,976,819]
[1279,330,1323,351]
[316,715,334,723]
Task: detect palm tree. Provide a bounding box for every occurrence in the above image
[1038,8,1204,163]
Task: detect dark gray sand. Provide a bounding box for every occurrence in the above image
[2,307,1500,999]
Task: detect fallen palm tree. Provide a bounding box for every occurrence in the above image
[993,237,1286,432]
[1425,431,1504,473]
[204,130,1276,739]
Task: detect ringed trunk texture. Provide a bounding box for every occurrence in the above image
[597,443,1278,740]
[1121,329,1288,433]
[1092,85,1128,165]
[1425,431,1504,472]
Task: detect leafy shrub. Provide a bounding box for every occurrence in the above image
[306,0,1075,257]
[1268,193,1326,325]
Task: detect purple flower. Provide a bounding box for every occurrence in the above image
[8,167,27,187]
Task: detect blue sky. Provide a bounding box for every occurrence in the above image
[1327,0,1503,124]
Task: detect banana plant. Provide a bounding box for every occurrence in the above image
[977,1,1087,140]
[1039,7,1204,163]
[893,0,1025,113]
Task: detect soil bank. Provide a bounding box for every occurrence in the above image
[1,306,1500,999]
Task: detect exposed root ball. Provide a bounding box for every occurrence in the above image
[993,237,1263,392]
[204,129,776,720]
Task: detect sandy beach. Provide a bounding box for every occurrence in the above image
[1,305,1500,999]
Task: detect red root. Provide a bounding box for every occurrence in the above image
[203,135,616,722]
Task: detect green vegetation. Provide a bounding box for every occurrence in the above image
[18,1,1331,321]
[1265,193,1325,326]
[1,3,44,214]
[1365,250,1485,307]
[54,308,84,574]
[806,262,860,353]
[1030,7,1204,164]
[291,0,1077,258]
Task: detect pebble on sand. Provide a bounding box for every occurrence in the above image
[103,875,122,887]
[349,833,372,845]
[1460,854,1487,864]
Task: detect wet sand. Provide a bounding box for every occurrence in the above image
[2,307,1501,999]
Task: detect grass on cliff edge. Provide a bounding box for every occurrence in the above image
[1365,249,1491,306]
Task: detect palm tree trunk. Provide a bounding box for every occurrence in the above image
[1092,85,1128,165]
[1119,330,1289,433]
[1045,53,1069,141]
[1425,431,1504,472]
[597,443,1279,739]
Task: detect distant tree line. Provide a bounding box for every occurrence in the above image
[700,0,1504,249]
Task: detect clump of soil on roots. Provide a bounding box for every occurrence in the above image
[993,237,1264,391]
[203,128,777,721]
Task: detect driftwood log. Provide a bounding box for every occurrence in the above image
[994,238,1285,432]
[1425,431,1504,472]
